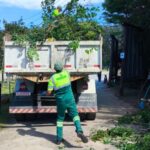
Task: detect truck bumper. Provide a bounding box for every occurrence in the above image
[9,106,97,114]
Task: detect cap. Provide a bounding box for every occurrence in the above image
[54,62,63,72]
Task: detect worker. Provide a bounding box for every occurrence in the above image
[47,62,88,145]
[52,6,62,18]
[45,6,62,34]
[49,6,62,24]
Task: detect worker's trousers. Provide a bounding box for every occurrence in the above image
[56,96,83,141]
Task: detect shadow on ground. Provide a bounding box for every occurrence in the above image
[17,127,83,149]
[1,113,87,129]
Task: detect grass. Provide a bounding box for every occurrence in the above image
[91,108,150,150]
[91,127,135,143]
[1,81,15,95]
[118,108,150,127]
[91,127,140,150]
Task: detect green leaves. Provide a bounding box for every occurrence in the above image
[85,48,98,55]
[140,134,150,150]
[91,129,109,142]
[109,127,133,138]
[103,0,150,28]
[41,0,102,40]
[118,108,150,125]
[13,34,27,47]
[68,40,79,52]
[13,32,40,62]
[27,47,39,61]
[91,109,150,150]
[91,127,134,145]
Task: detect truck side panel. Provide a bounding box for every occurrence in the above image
[5,46,26,71]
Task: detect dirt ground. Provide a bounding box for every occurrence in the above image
[0,77,137,150]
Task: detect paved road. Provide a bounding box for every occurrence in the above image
[0,79,136,150]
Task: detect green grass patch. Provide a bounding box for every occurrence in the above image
[109,127,133,137]
[91,109,150,150]
[91,127,135,143]
[138,133,150,150]
[1,81,15,95]
[91,127,140,150]
[118,133,150,150]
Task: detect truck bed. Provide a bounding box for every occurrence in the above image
[4,41,102,75]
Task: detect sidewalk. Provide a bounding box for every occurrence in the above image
[96,81,137,120]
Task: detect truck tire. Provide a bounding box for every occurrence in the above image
[86,113,96,120]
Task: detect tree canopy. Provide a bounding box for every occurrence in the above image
[41,0,102,40]
[103,0,150,29]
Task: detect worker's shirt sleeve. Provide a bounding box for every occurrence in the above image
[48,77,54,92]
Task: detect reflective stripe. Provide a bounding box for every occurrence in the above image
[57,121,63,127]
[73,116,80,122]
[55,83,70,91]
[48,88,53,91]
[48,86,53,89]
[51,76,58,90]
[51,76,55,85]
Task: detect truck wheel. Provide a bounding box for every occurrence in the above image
[86,113,96,120]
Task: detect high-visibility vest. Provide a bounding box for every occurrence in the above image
[52,9,60,17]
[48,70,70,91]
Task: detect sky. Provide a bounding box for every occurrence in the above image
[0,0,105,29]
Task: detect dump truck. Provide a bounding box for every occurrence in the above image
[4,40,102,120]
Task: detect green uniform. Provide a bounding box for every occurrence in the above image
[48,70,83,141]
